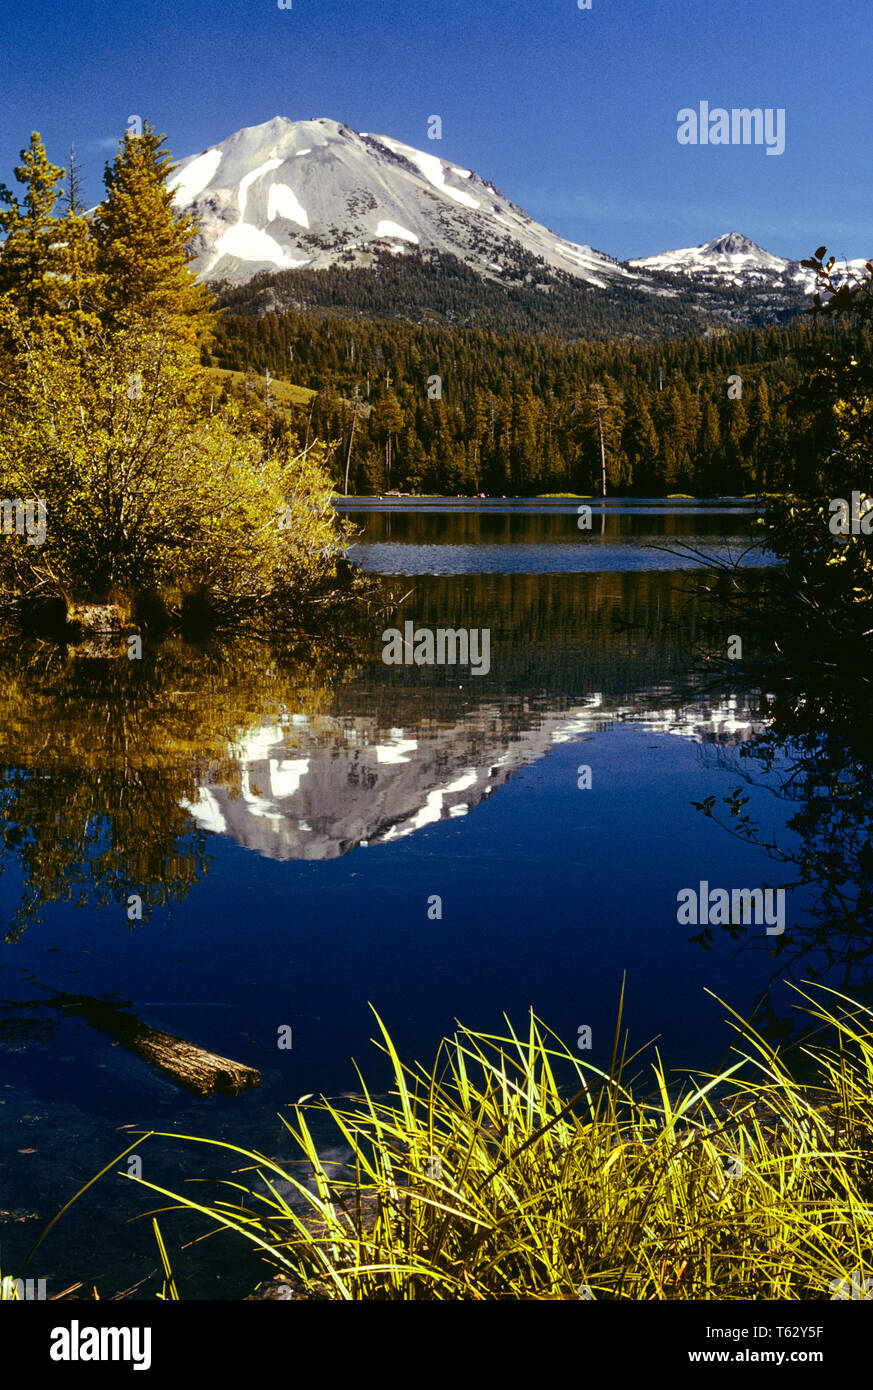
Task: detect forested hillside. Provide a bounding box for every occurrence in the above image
[213,247,810,344]
[207,300,865,496]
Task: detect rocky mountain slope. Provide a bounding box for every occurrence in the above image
[168,117,866,336]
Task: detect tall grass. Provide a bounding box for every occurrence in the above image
[65,983,873,1298]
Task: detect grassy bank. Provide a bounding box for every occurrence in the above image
[67,983,873,1300]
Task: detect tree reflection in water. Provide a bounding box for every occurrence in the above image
[687,567,873,1047]
[0,631,370,942]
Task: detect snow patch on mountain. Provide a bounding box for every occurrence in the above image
[208,223,299,269]
[268,183,309,228]
[376,219,419,243]
[168,148,223,206]
[382,140,481,210]
[238,159,283,218]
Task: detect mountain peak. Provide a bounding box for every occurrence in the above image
[165,118,842,306]
[167,115,631,289]
[703,231,767,256]
[627,230,794,286]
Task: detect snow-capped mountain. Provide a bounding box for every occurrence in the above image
[166,119,868,320]
[629,231,869,293]
[630,232,789,281]
[168,115,637,289]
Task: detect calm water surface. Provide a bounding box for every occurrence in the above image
[0,501,829,1298]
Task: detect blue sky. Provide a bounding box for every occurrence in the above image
[1,0,870,261]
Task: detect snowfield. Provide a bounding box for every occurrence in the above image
[268,182,310,228]
[168,147,223,206]
[208,222,307,269]
[237,159,283,218]
[376,220,420,243]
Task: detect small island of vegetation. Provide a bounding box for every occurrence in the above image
[0,125,358,639]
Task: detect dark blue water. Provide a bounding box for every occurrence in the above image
[0,502,825,1299]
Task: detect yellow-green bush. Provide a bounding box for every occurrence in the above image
[0,309,351,622]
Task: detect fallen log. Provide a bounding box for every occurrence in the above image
[53,993,261,1097]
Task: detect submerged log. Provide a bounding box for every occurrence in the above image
[53,993,261,1097]
[67,603,128,634]
[65,603,139,659]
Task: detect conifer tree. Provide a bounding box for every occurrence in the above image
[623,392,658,481]
[372,389,404,484]
[62,142,85,216]
[0,133,66,323]
[722,396,750,491]
[512,388,540,491]
[93,123,213,347]
[697,396,722,492]
[55,144,103,346]
[747,378,772,491]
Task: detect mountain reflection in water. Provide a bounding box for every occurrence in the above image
[0,568,757,900]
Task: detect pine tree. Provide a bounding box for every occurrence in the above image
[747,378,772,490]
[623,392,658,484]
[0,133,66,324]
[767,389,793,489]
[697,396,722,493]
[512,388,540,492]
[722,397,750,492]
[372,389,405,485]
[62,142,85,216]
[93,123,213,346]
[54,144,103,347]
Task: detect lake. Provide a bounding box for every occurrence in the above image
[0,500,832,1299]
